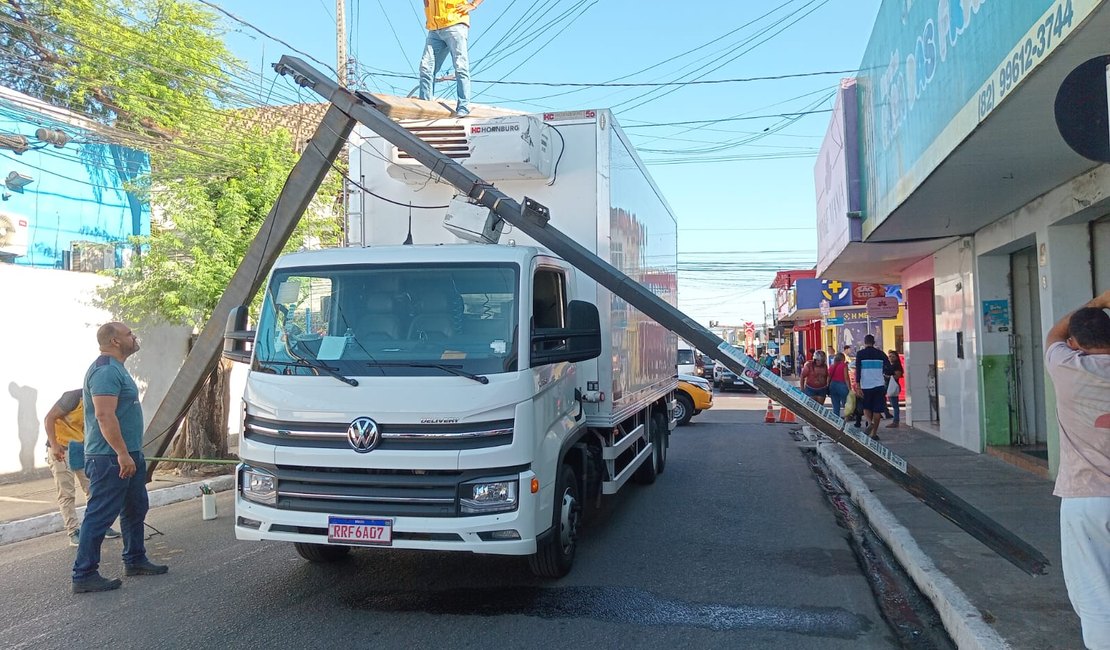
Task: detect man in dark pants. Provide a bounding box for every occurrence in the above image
[854,334,891,440]
[72,322,168,593]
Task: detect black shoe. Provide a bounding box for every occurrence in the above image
[73,575,122,593]
[125,560,168,576]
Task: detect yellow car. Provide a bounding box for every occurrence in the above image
[675,374,713,426]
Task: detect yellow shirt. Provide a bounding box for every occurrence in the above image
[425,0,470,30]
[55,402,85,446]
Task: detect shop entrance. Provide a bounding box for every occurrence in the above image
[1009,247,1047,447]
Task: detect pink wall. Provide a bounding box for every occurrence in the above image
[903,256,936,344]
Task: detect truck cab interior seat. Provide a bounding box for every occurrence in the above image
[353,291,404,340]
[408,292,459,340]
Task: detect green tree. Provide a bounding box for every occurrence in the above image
[3,0,344,468]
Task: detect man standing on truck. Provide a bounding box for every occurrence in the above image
[418,0,483,117]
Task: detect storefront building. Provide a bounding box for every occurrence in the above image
[816,0,1110,477]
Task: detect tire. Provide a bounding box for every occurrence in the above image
[529,464,581,578]
[674,393,694,426]
[294,542,351,563]
[633,412,667,484]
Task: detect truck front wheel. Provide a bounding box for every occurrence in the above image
[529,464,580,578]
[294,542,351,563]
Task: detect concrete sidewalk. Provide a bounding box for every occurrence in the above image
[0,466,235,546]
[811,423,1082,650]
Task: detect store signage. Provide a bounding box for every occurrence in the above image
[852,283,884,305]
[867,296,899,319]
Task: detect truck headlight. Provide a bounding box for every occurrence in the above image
[241,467,277,505]
[460,477,518,515]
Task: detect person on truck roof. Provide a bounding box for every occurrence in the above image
[418,0,483,117]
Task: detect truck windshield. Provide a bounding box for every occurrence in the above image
[254,263,519,377]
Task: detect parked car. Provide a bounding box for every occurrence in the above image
[675,373,713,426]
[714,364,755,392]
[697,353,715,379]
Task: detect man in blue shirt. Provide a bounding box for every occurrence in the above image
[854,334,892,440]
[72,322,168,593]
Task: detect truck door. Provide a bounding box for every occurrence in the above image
[531,265,579,474]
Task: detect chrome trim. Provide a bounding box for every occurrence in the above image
[280,491,455,504]
[246,423,513,440]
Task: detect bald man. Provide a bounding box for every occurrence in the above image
[72,322,167,593]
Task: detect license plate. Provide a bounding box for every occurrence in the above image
[327,516,393,546]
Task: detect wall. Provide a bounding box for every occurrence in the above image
[933,238,982,451]
[902,255,935,425]
[0,265,190,477]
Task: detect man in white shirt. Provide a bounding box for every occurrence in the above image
[1045,290,1110,649]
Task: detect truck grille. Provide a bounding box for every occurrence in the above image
[399,124,470,159]
[244,414,513,450]
[267,465,524,518]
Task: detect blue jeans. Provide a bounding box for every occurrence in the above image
[73,451,150,581]
[803,386,828,405]
[418,24,471,114]
[888,394,901,423]
[829,381,849,417]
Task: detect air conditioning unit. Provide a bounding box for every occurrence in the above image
[0,210,30,259]
[387,115,554,184]
[70,241,117,272]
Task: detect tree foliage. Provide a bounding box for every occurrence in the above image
[1,0,234,138]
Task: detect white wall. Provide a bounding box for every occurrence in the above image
[933,238,982,452]
[0,265,190,477]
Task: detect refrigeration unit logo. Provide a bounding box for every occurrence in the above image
[347,417,381,453]
[470,124,521,134]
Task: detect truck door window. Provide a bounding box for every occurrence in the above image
[533,269,567,352]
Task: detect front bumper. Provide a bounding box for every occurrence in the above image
[234,469,542,556]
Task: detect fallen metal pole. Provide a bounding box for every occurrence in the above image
[274,55,1049,575]
[141,104,357,481]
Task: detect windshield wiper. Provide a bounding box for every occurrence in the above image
[268,352,359,387]
[366,361,489,384]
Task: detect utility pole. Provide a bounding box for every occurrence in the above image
[336,0,347,87]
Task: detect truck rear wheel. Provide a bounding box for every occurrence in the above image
[634,412,667,484]
[294,542,351,563]
[529,464,580,578]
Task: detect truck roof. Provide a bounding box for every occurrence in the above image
[274,243,550,269]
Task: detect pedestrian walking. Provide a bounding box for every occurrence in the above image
[800,350,830,405]
[417,0,483,117]
[828,352,851,417]
[854,334,891,440]
[72,322,167,594]
[1044,291,1110,649]
[43,389,121,546]
[885,350,905,428]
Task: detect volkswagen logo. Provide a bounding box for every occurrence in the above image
[347,417,380,453]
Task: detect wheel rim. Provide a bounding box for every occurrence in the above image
[674,400,687,422]
[558,488,580,554]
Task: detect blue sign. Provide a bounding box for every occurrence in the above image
[795,279,853,309]
[826,317,845,325]
[858,0,1095,231]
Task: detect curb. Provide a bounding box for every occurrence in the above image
[814,439,1010,650]
[0,475,235,547]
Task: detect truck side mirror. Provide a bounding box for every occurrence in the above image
[223,305,254,364]
[530,300,601,367]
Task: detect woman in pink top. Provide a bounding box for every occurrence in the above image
[828,352,850,416]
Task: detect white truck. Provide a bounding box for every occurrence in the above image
[227,107,679,577]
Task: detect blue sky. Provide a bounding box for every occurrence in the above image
[214,0,883,328]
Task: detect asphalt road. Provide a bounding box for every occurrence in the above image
[0,394,902,649]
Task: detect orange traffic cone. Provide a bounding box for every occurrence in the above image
[764,400,777,423]
[778,407,797,423]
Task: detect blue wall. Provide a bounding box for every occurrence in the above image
[0,101,150,269]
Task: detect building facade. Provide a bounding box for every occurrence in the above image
[817,0,1110,477]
